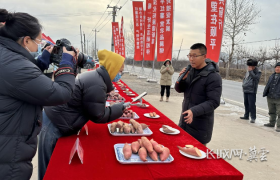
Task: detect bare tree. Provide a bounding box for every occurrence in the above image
[271,40,280,65]
[253,46,271,70]
[224,0,261,78]
[124,19,135,57]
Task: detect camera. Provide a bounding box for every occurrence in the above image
[50,38,88,68]
[247,59,258,66]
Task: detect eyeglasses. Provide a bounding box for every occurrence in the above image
[187,54,205,59]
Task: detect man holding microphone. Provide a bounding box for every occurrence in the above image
[175,43,222,146]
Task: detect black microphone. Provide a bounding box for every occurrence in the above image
[176,65,192,84]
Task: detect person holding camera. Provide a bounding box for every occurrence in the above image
[175,43,222,146]
[263,62,280,132]
[0,9,80,180]
[240,59,262,123]
[38,49,127,180]
[160,59,174,102]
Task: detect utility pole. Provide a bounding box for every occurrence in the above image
[92,29,99,59]
[80,24,83,53]
[83,32,86,54]
[107,5,122,52]
[87,40,89,55]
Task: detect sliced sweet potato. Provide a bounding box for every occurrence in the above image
[159,147,170,161]
[162,125,176,133]
[185,145,194,148]
[141,137,153,153]
[131,141,141,154]
[177,146,202,157]
[123,143,132,160]
[110,122,117,133]
[149,112,154,117]
[153,112,157,117]
[138,147,147,162]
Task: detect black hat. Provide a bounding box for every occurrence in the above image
[275,62,280,68]
[247,59,258,66]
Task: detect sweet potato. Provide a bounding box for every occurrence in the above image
[140,123,150,130]
[123,143,132,160]
[138,147,148,162]
[120,126,124,133]
[138,139,143,147]
[116,121,124,129]
[148,151,158,161]
[110,122,117,133]
[185,145,194,148]
[162,125,176,133]
[159,147,170,161]
[123,124,131,134]
[177,146,202,157]
[141,137,153,153]
[136,124,143,134]
[149,112,154,117]
[131,141,141,153]
[153,112,157,117]
[131,125,136,134]
[129,119,138,129]
[150,139,163,153]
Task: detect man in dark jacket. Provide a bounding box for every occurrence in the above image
[263,62,280,132]
[38,49,126,180]
[175,43,222,145]
[240,59,262,123]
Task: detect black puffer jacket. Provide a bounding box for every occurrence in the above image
[45,66,124,136]
[0,36,76,180]
[175,60,222,144]
[242,68,261,94]
[263,73,280,99]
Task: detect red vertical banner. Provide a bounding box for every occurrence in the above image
[119,17,126,58]
[144,0,157,61]
[132,1,144,61]
[157,0,174,62]
[112,22,120,54]
[206,0,226,62]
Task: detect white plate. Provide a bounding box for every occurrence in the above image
[159,127,180,135]
[119,112,140,119]
[114,144,174,164]
[137,104,149,108]
[144,113,160,119]
[179,148,206,159]
[108,124,153,136]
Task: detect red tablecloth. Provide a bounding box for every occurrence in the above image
[44,80,243,180]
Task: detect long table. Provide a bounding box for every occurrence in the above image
[44,80,243,180]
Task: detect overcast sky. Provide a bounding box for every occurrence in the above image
[2,0,280,58]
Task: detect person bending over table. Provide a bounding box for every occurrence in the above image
[38,50,128,180]
[175,43,222,146]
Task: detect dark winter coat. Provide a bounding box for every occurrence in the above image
[0,36,76,180]
[44,66,124,136]
[242,68,261,94]
[175,60,222,144]
[263,73,280,99]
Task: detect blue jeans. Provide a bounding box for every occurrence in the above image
[38,111,62,180]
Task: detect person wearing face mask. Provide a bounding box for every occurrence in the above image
[38,49,128,180]
[0,9,79,180]
[160,59,174,102]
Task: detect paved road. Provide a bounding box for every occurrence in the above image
[125,65,268,115]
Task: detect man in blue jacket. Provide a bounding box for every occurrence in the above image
[240,59,262,123]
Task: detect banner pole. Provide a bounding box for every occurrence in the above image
[130,59,137,76]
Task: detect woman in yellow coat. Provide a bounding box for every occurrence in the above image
[160,59,174,102]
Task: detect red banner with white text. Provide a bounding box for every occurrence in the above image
[144,0,157,61]
[206,0,226,62]
[119,17,126,58]
[112,22,120,54]
[157,0,174,62]
[132,1,144,61]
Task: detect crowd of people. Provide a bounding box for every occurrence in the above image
[0,8,279,180]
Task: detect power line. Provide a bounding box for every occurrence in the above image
[98,17,113,32]
[222,38,280,47]
[35,12,104,17]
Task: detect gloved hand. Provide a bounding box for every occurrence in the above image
[37,50,51,71]
[122,102,131,110]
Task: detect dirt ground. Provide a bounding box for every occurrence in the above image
[121,73,280,180]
